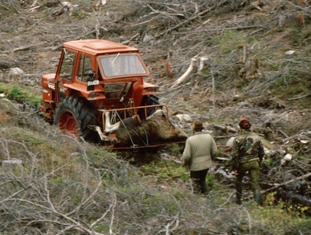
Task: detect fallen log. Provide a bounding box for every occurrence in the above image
[262,172,311,194]
[211,123,237,133]
[276,188,311,208]
[171,57,210,88]
[171,58,198,88]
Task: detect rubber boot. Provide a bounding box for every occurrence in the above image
[202,181,210,195]
[236,185,243,205]
[253,189,261,204]
[192,179,201,194]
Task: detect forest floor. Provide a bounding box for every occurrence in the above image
[1,0,311,230]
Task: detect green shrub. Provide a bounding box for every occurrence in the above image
[284,219,311,235]
[140,159,189,181]
[0,83,42,106]
[7,86,24,102]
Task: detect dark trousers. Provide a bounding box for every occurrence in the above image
[190,168,209,194]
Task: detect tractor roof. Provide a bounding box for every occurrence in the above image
[63,39,139,55]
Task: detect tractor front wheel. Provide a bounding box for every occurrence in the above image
[53,96,100,143]
[140,95,160,119]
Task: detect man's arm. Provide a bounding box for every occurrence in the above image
[181,139,191,170]
[258,140,265,164]
[231,140,240,172]
[210,136,218,160]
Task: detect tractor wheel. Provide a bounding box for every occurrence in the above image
[140,95,160,118]
[53,96,100,143]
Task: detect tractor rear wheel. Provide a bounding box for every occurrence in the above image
[54,96,100,142]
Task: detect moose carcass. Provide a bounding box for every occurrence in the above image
[95,109,188,150]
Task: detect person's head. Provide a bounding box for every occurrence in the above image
[192,119,204,132]
[239,117,251,130]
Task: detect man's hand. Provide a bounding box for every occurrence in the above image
[231,170,238,175]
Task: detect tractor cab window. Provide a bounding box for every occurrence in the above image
[100,53,147,78]
[59,50,75,81]
[78,55,94,82]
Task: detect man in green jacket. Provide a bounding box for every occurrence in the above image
[181,119,218,195]
[231,118,265,205]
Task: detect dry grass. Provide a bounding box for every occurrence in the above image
[0,100,307,234]
[1,0,311,234]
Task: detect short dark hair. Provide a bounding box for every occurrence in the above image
[192,119,204,132]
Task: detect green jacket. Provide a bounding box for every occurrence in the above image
[181,132,218,171]
[231,130,265,171]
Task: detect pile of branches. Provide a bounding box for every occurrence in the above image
[208,105,311,215]
[0,100,271,235]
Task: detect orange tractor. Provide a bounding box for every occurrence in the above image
[40,39,186,150]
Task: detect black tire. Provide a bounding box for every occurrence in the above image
[53,96,100,143]
[140,95,160,119]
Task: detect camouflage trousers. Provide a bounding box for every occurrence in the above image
[236,160,260,190]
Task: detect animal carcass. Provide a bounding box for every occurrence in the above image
[97,109,188,150]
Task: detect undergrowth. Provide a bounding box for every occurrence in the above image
[0,98,311,234]
[1,0,311,232]
[0,83,41,106]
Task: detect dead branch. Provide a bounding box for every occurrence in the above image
[287,93,311,100]
[171,58,197,88]
[11,198,104,235]
[278,129,288,138]
[277,188,311,207]
[157,213,180,235]
[250,1,263,11]
[171,56,208,89]
[121,33,140,45]
[198,56,209,74]
[286,1,311,16]
[146,4,181,23]
[154,6,212,39]
[212,123,237,133]
[262,171,311,194]
[95,0,107,10]
[13,42,46,52]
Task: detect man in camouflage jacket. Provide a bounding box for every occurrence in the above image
[231,118,264,205]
